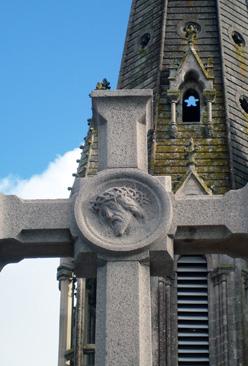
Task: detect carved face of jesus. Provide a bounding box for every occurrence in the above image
[98,199,133,236]
[91,187,145,237]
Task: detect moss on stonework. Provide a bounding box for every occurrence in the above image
[152,78,231,193]
[234,45,247,78]
[218,265,235,270]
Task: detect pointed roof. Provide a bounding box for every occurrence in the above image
[170,45,214,90]
[76,0,248,194]
[176,167,212,197]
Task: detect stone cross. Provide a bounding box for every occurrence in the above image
[1,90,248,366]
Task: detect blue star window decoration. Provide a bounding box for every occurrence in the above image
[184,95,199,107]
[183,89,201,123]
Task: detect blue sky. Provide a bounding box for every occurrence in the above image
[0,1,131,365]
[0,0,131,179]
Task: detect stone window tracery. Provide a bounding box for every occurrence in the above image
[167,52,216,137]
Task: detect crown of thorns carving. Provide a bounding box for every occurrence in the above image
[91,186,149,211]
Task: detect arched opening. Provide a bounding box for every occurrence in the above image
[183,89,201,123]
[177,255,209,365]
[239,95,248,114]
[232,31,246,47]
[139,32,151,49]
[184,70,199,83]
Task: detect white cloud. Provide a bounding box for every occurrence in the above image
[0,149,80,366]
[0,148,80,199]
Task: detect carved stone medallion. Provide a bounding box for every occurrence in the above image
[75,169,172,253]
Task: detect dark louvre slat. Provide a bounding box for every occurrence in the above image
[177,256,209,366]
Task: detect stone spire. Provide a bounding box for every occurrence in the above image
[56,2,248,365]
[118,0,248,193]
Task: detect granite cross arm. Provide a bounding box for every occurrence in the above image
[173,185,248,257]
[0,194,74,270]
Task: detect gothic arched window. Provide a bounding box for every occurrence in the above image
[183,89,200,123]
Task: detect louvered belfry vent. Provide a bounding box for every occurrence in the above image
[177,256,209,366]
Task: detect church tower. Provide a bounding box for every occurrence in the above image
[57,1,248,365]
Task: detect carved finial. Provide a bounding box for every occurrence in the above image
[171,58,179,69]
[206,57,213,68]
[205,57,214,78]
[184,22,200,45]
[95,78,111,90]
[185,138,197,169]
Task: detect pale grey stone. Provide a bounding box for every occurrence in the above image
[175,169,212,197]
[74,168,172,254]
[168,47,213,91]
[91,89,153,172]
[57,258,74,366]
[0,194,72,238]
[150,236,174,276]
[174,183,248,257]
[0,193,74,268]
[95,261,152,366]
[155,175,172,192]
[2,175,248,269]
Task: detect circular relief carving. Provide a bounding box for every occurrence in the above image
[177,17,204,39]
[184,22,201,40]
[75,169,172,253]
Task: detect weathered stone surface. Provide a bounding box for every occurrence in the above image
[0,194,74,268]
[174,183,248,257]
[57,258,74,366]
[95,261,152,366]
[117,0,232,194]
[91,89,153,172]
[75,168,172,254]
